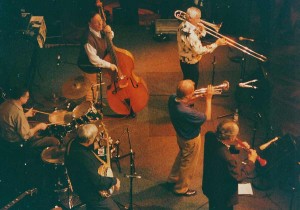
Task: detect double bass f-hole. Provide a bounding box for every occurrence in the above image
[130,78,139,88]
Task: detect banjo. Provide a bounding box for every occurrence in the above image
[93,121,114,198]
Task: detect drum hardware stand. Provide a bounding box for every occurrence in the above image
[239,52,247,81]
[57,168,82,210]
[111,139,134,173]
[51,163,82,209]
[121,128,141,210]
[92,71,106,113]
[210,56,229,98]
[249,93,263,148]
[53,165,68,194]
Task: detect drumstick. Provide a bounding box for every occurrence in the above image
[46,121,65,125]
[24,108,51,115]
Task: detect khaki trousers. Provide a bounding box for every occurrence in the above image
[167,134,201,194]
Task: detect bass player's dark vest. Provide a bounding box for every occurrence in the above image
[77,30,108,73]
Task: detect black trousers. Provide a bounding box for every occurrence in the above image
[209,200,234,210]
[180,61,200,88]
[86,197,120,210]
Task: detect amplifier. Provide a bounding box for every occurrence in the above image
[29,16,47,48]
[155,19,179,34]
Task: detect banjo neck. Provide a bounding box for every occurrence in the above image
[99,121,111,167]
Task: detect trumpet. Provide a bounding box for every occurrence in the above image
[174,10,267,62]
[194,80,229,96]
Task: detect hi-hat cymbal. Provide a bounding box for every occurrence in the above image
[41,146,66,164]
[62,75,91,99]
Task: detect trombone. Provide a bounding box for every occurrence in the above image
[174,10,267,62]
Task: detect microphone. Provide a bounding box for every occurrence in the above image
[56,53,61,66]
[239,36,255,42]
[238,83,257,89]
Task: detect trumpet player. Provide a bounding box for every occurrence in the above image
[177,7,227,88]
[167,79,213,196]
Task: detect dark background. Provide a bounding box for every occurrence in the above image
[0,0,299,209]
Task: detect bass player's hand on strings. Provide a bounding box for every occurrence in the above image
[110,64,118,72]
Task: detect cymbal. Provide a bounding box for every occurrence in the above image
[41,146,66,164]
[43,95,68,108]
[72,101,102,121]
[49,110,73,124]
[62,75,91,99]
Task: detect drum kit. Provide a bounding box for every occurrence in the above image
[39,74,103,141]
[38,74,111,207]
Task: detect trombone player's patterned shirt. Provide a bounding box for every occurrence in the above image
[177,21,218,64]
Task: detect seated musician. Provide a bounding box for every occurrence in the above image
[77,10,118,102]
[0,85,60,150]
[0,85,60,202]
[202,120,257,210]
[65,124,120,210]
[77,10,137,118]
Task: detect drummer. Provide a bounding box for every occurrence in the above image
[0,85,60,151]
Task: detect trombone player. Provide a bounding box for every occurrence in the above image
[177,7,227,88]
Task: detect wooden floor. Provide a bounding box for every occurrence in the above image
[0,2,299,209]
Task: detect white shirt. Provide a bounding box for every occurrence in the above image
[177,21,218,64]
[84,27,115,69]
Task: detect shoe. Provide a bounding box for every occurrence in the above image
[175,189,197,197]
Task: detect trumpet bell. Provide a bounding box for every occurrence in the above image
[221,80,230,91]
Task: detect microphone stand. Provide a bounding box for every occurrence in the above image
[91,70,105,113]
[249,93,262,148]
[211,56,216,85]
[124,128,141,210]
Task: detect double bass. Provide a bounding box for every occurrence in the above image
[99,1,149,115]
